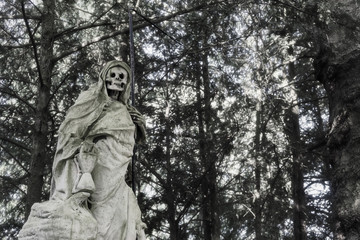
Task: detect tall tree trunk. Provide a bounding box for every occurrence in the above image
[165,120,178,240]
[195,53,210,239]
[314,1,360,239]
[321,54,360,240]
[25,0,55,218]
[190,19,220,237]
[194,47,219,240]
[285,56,307,240]
[254,99,263,240]
[202,52,220,240]
[118,33,129,63]
[253,32,264,240]
[164,84,179,240]
[317,54,360,240]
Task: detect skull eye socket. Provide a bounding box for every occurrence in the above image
[110,72,116,78]
[119,73,124,79]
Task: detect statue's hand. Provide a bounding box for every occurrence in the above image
[127,105,147,144]
[128,107,145,124]
[68,192,90,208]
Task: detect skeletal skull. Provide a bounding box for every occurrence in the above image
[105,66,128,100]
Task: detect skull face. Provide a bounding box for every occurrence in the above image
[105,66,128,100]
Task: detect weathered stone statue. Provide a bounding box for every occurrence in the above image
[19,60,147,240]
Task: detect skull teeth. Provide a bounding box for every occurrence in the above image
[106,82,125,89]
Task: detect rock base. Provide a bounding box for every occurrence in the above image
[18,192,97,240]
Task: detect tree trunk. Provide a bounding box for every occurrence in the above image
[285,57,307,240]
[195,54,210,239]
[164,90,179,240]
[202,52,220,240]
[318,55,360,240]
[324,56,360,240]
[254,99,263,240]
[166,124,179,240]
[119,27,129,62]
[314,1,360,239]
[25,0,55,218]
[194,44,220,240]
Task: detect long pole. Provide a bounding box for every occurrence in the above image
[129,8,136,194]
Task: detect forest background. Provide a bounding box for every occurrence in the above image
[1,0,360,239]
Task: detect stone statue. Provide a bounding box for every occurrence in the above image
[19,60,147,240]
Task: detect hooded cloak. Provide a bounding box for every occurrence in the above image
[50,60,146,200]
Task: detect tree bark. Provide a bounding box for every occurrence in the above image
[318,55,360,240]
[314,1,360,239]
[25,0,55,218]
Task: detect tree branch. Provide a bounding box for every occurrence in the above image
[21,0,42,83]
[53,21,115,40]
[0,135,31,153]
[0,13,41,20]
[0,86,35,112]
[53,2,210,62]
[2,43,33,49]
[0,175,27,195]
[53,2,126,41]
[0,147,30,174]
